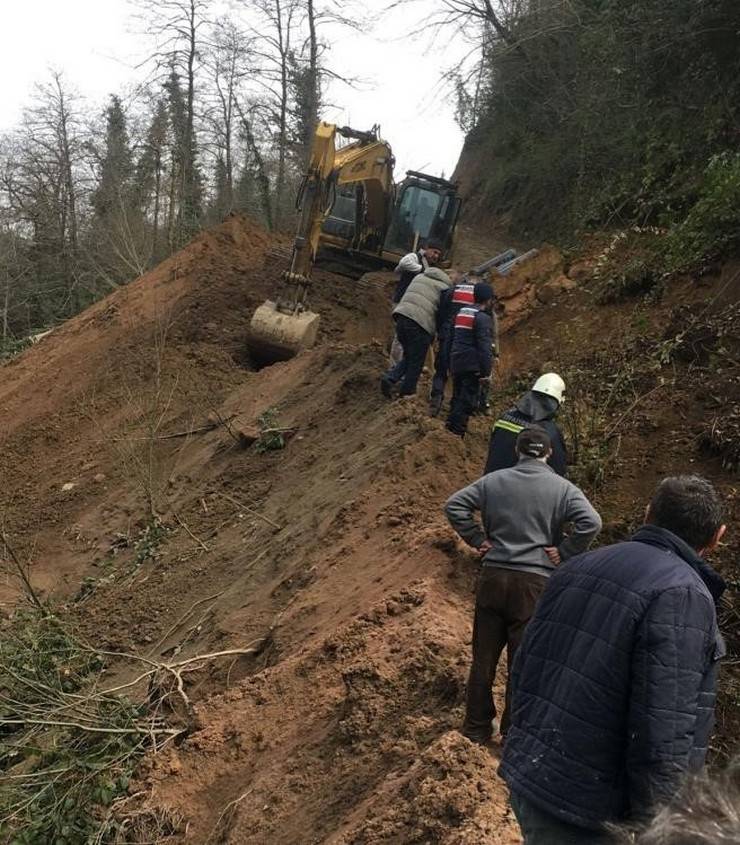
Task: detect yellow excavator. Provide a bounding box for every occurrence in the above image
[247,121,461,362]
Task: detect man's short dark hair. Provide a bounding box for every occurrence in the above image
[516,425,551,459]
[647,476,723,549]
[425,238,444,252]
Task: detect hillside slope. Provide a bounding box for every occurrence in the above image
[1,215,738,842]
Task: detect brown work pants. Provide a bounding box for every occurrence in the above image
[463,567,548,743]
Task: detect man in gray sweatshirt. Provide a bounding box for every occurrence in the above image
[445,426,601,743]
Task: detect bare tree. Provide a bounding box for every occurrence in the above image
[28,74,85,282]
[304,0,319,166]
[1,72,88,321]
[240,0,305,228]
[203,18,254,218]
[134,0,212,243]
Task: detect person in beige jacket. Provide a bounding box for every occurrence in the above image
[381,265,451,397]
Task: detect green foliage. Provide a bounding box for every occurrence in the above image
[595,257,659,305]
[0,336,33,362]
[590,229,664,304]
[664,152,740,269]
[133,519,168,568]
[0,613,147,844]
[0,612,101,703]
[463,0,740,245]
[255,407,286,453]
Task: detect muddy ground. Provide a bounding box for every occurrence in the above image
[0,215,738,842]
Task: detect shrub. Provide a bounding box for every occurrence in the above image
[666,152,740,269]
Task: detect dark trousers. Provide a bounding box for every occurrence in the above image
[510,793,614,844]
[384,315,432,396]
[446,372,480,436]
[430,332,452,399]
[464,568,547,741]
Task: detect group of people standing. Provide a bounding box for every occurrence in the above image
[379,240,496,437]
[379,240,733,843]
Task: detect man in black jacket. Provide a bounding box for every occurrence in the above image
[445,282,497,437]
[501,475,727,844]
[485,373,567,476]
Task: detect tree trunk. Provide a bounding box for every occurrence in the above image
[237,102,274,231]
[153,149,162,260]
[274,0,288,230]
[305,0,319,168]
[185,0,197,231]
[167,150,178,252]
[1,285,8,343]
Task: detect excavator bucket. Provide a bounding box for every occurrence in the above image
[247,300,321,364]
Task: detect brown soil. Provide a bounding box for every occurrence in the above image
[1,214,738,842]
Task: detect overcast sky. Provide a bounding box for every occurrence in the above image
[0,0,468,178]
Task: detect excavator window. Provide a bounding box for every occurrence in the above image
[384,181,461,255]
[385,185,444,253]
[323,185,357,241]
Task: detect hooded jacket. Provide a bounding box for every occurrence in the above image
[500,524,726,829]
[393,267,451,337]
[485,390,567,476]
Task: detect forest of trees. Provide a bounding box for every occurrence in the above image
[3,0,739,345]
[447,0,740,250]
[0,0,356,344]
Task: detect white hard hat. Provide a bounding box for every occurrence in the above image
[532,372,565,404]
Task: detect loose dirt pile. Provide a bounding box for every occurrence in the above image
[1,215,738,842]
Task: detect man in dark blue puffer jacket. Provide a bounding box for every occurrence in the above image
[500,475,727,844]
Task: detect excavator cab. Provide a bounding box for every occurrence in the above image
[384,172,462,262]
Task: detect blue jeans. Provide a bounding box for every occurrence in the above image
[383,315,432,396]
[510,793,613,844]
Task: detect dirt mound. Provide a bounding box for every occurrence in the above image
[141,577,519,844]
[332,732,516,844]
[1,214,520,842]
[2,215,739,843]
[0,216,394,605]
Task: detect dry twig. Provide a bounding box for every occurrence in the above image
[219,492,283,531]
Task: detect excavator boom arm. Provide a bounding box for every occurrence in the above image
[287,123,394,286]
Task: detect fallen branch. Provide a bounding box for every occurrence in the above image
[604,382,668,440]
[0,533,47,615]
[148,591,225,657]
[109,414,238,443]
[174,513,210,552]
[219,493,283,531]
[0,716,181,736]
[205,788,254,843]
[168,642,267,669]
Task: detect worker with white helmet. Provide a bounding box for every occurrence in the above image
[484,373,567,476]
